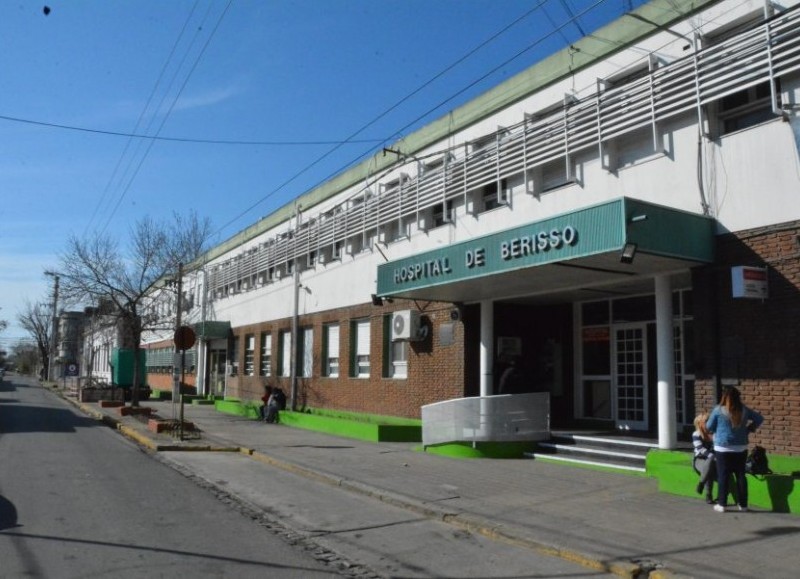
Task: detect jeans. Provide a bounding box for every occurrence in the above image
[716,450,748,508]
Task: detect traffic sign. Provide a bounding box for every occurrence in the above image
[173,326,196,350]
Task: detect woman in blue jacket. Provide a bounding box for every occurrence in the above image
[706,386,764,513]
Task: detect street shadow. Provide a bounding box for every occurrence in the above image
[0,530,331,575]
[0,494,19,530]
[0,404,100,434]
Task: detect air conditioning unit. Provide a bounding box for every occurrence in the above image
[391,309,421,341]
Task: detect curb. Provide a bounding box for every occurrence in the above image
[52,387,664,578]
[242,446,643,578]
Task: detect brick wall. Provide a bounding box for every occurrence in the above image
[226,299,465,419]
[693,221,800,455]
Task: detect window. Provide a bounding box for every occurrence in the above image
[244,334,255,376]
[717,80,780,135]
[279,330,292,377]
[230,337,239,376]
[383,314,408,378]
[432,200,454,228]
[389,340,408,379]
[704,12,780,136]
[323,323,340,377]
[478,179,508,213]
[351,319,370,378]
[300,327,313,378]
[260,332,272,377]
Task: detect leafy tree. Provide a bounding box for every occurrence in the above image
[56,211,212,406]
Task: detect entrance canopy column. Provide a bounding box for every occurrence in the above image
[655,274,677,449]
[480,300,494,397]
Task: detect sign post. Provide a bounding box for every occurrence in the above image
[173,324,196,441]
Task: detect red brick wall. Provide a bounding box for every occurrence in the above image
[225,298,465,418]
[143,339,196,392]
[693,221,800,455]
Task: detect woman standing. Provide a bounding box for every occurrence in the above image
[706,386,764,512]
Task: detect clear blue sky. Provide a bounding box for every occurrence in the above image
[0,0,647,349]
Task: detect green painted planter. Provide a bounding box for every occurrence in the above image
[279,410,421,443]
[647,450,800,514]
[214,398,260,419]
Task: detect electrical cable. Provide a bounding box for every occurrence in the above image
[99,0,235,236]
[84,0,204,236]
[0,114,383,146]
[212,0,558,238]
[280,0,613,226]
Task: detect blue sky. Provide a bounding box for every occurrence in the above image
[0,0,647,349]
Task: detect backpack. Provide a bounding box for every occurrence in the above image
[273,388,287,410]
[745,445,772,476]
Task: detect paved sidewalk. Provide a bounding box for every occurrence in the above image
[63,392,800,579]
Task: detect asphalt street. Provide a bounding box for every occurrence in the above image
[12,375,800,578]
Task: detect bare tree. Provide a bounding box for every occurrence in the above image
[16,300,52,378]
[57,211,212,406]
[11,342,40,375]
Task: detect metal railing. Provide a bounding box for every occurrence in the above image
[208,6,800,298]
[421,392,550,447]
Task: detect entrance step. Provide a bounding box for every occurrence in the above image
[524,433,657,473]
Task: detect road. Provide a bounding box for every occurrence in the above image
[0,375,340,578]
[1,374,615,578]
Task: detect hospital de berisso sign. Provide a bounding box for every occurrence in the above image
[376,198,715,295]
[391,225,579,285]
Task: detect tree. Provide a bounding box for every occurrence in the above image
[56,211,212,406]
[16,300,52,378]
[11,342,40,375]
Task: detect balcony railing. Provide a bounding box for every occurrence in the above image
[208,6,800,298]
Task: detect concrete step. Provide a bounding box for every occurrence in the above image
[525,433,657,473]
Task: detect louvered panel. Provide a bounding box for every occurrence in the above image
[363,198,381,230]
[380,190,402,222]
[203,6,800,292]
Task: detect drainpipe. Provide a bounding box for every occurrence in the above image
[290,203,302,411]
[479,300,494,397]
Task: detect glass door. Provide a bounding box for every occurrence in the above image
[613,324,648,430]
[208,349,227,397]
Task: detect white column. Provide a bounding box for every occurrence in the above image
[655,274,677,449]
[480,300,494,397]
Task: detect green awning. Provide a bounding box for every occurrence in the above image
[193,320,231,340]
[376,197,715,302]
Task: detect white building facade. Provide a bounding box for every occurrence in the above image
[143,0,800,454]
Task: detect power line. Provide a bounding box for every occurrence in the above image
[0,113,383,146]
[241,0,612,237]
[212,0,555,238]
[98,0,236,236]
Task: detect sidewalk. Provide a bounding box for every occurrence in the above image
[65,392,800,579]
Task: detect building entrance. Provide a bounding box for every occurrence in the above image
[613,324,649,430]
[208,349,227,397]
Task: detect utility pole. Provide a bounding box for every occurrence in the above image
[45,271,60,382]
[172,262,183,421]
[290,203,301,411]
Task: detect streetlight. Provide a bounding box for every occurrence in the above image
[44,271,60,382]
